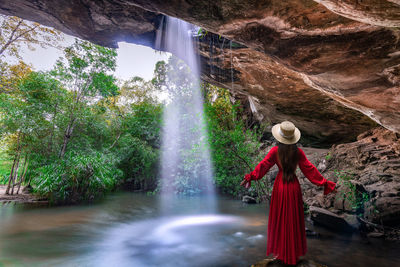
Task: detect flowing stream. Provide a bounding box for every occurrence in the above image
[0,193,399,267]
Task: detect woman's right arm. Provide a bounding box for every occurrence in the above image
[298,148,336,195]
[241,146,277,187]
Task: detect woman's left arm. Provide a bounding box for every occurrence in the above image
[243,146,277,185]
[298,148,336,195]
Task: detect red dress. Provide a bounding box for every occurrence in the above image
[244,146,336,265]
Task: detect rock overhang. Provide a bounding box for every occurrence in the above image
[1,0,399,145]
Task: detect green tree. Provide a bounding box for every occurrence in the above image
[51,39,119,158]
[204,85,265,199]
[0,15,63,58]
[121,76,159,105]
[0,71,65,194]
[151,60,167,91]
[0,60,32,93]
[33,150,122,204]
[105,74,163,190]
[116,102,162,191]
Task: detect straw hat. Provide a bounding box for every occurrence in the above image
[271,121,301,144]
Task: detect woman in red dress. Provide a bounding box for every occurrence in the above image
[241,121,336,265]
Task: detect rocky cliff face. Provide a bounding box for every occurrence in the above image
[198,34,377,145]
[0,0,399,143]
[298,127,400,238]
[327,127,400,226]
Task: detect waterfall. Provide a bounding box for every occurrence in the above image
[156,16,216,213]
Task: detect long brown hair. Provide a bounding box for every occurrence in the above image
[277,143,299,182]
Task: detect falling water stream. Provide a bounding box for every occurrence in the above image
[157,16,216,213]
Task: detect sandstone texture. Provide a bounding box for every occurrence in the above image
[198,36,377,145]
[308,206,354,232]
[297,127,400,239]
[327,127,400,226]
[1,0,399,144]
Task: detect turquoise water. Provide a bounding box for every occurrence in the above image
[0,193,398,267]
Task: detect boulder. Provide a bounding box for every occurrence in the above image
[305,227,320,238]
[309,206,353,232]
[367,232,385,239]
[343,214,361,231]
[365,196,400,226]
[242,195,257,204]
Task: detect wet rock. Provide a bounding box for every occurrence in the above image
[22,184,33,194]
[333,196,345,211]
[367,232,385,239]
[317,160,327,173]
[309,206,353,232]
[365,196,400,226]
[242,195,257,204]
[343,214,361,231]
[267,169,279,183]
[299,148,337,209]
[305,227,320,238]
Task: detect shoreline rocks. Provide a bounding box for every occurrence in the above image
[243,195,258,204]
[0,185,46,204]
[309,206,354,232]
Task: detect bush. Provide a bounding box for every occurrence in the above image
[32,151,122,204]
[113,101,162,191]
[124,102,162,148]
[116,135,159,191]
[204,86,264,197]
[335,170,371,215]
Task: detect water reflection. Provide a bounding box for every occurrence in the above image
[90,214,243,267]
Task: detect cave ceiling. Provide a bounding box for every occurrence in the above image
[1,0,399,144]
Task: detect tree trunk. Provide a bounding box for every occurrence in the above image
[10,155,21,195]
[58,73,93,159]
[59,117,76,159]
[108,132,122,150]
[16,155,29,194]
[0,19,22,56]
[5,155,17,195]
[5,133,21,195]
[48,103,58,155]
[0,20,39,56]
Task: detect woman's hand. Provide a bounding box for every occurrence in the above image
[324,186,338,197]
[240,179,251,189]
